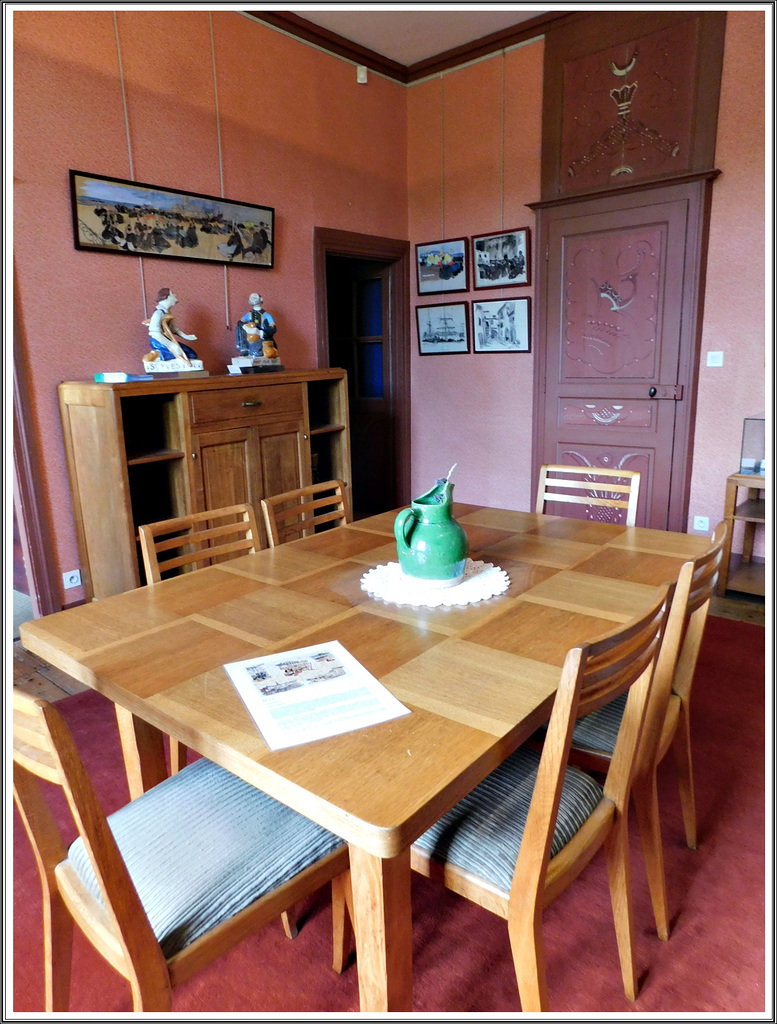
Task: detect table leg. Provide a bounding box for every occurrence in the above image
[348,844,413,1012]
[114,706,169,799]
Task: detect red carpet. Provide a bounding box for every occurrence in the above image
[11,616,766,1013]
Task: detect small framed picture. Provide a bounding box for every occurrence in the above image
[416,302,470,355]
[471,227,530,289]
[415,238,468,295]
[472,298,531,353]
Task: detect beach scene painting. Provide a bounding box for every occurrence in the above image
[69,170,274,267]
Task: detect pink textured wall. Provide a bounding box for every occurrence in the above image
[13,11,766,609]
[407,41,544,511]
[13,10,407,605]
[687,11,766,554]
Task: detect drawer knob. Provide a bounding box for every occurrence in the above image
[241,400,263,407]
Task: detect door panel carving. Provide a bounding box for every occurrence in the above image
[540,10,726,201]
[560,20,698,193]
[560,402,655,429]
[563,227,662,378]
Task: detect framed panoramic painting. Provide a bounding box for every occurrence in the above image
[472,297,531,353]
[471,227,530,289]
[415,237,468,295]
[69,170,275,267]
[416,302,469,355]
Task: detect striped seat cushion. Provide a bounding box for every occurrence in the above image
[67,757,345,958]
[571,692,627,756]
[413,746,603,895]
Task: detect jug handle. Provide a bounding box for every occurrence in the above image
[394,508,415,555]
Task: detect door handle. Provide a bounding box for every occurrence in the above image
[241,400,263,407]
[648,385,683,400]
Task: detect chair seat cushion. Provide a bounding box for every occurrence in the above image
[67,757,345,958]
[571,692,627,756]
[413,746,603,895]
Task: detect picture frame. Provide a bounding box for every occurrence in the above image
[472,297,531,353]
[471,227,530,289]
[415,237,468,295]
[69,169,275,268]
[416,302,470,355]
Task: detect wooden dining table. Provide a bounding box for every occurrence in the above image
[19,504,709,1012]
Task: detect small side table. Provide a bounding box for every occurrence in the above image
[718,472,767,596]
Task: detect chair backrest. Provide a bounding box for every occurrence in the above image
[633,520,728,775]
[138,503,260,583]
[509,582,673,910]
[12,689,167,983]
[535,464,641,526]
[261,480,350,547]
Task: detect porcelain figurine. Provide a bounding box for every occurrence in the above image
[143,289,203,373]
[236,293,277,358]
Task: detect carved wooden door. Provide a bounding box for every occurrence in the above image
[534,178,713,531]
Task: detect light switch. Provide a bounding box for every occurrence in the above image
[356,65,368,84]
[706,351,724,367]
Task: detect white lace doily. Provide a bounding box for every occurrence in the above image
[360,559,510,608]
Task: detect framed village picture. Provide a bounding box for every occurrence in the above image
[471,227,530,289]
[69,170,275,267]
[472,298,531,353]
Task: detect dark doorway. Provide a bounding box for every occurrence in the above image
[314,228,411,518]
[326,255,394,516]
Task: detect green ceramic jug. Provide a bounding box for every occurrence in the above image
[394,466,469,587]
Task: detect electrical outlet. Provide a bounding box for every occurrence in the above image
[62,569,82,589]
[693,516,710,533]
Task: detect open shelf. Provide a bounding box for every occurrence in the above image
[126,449,185,466]
[733,498,765,522]
[719,472,767,598]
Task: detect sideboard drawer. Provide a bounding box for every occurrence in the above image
[190,384,303,426]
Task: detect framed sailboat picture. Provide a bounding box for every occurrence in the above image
[416,302,469,355]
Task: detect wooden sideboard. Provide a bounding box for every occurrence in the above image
[58,370,351,601]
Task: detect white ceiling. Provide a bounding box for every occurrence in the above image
[290,8,548,66]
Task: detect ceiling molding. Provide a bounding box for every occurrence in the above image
[405,11,575,81]
[245,11,410,82]
[244,11,575,84]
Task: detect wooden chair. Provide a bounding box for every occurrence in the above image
[138,503,260,584]
[535,464,641,526]
[568,521,727,941]
[12,689,351,1012]
[138,504,260,776]
[408,584,673,1012]
[261,480,350,547]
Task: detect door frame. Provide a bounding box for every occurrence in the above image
[313,227,411,505]
[529,171,719,532]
